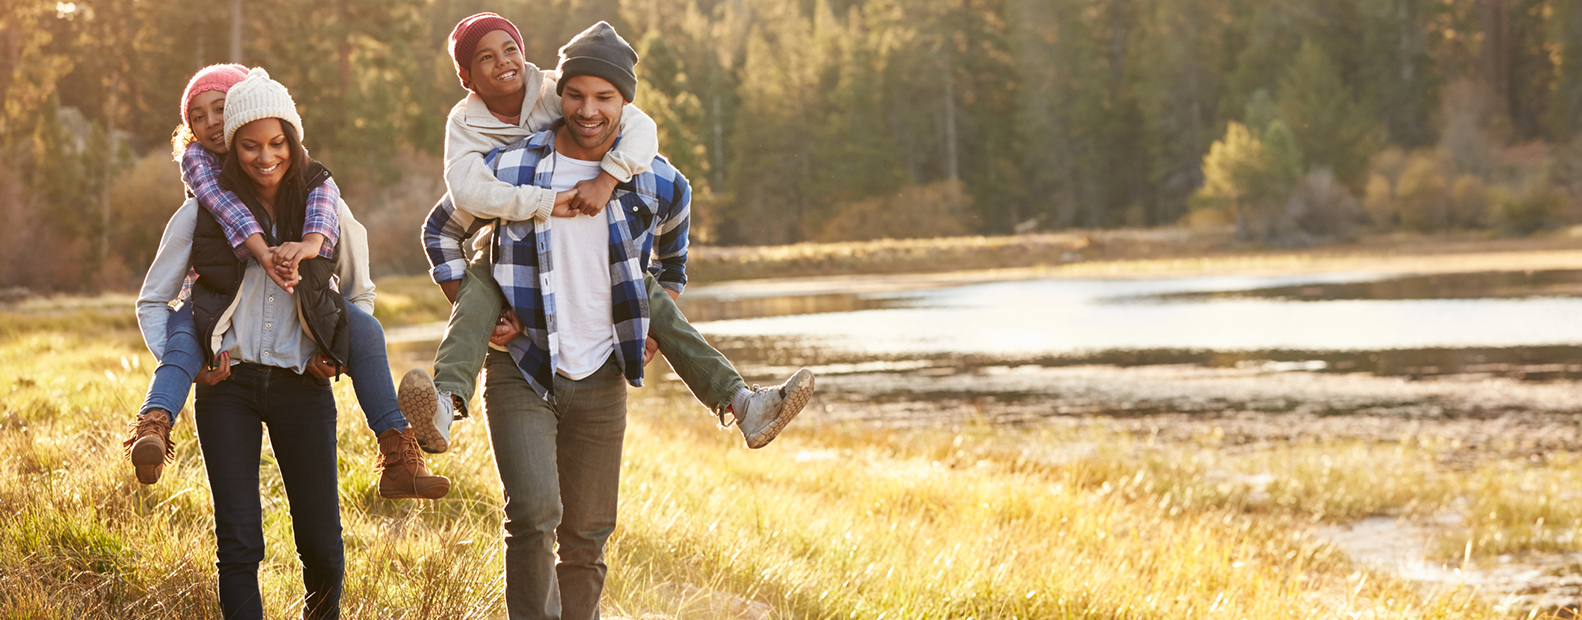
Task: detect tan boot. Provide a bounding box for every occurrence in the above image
[377,428,451,499]
[123,409,174,485]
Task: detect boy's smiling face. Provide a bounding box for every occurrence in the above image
[188,90,228,155]
[468,29,526,101]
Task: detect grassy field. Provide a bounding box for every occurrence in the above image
[3,305,1582,617]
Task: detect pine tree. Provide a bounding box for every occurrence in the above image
[1277,40,1376,190]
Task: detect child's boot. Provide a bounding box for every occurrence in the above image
[398,368,463,454]
[124,409,174,484]
[377,427,451,499]
[733,368,816,449]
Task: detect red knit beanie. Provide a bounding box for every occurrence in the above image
[449,13,524,92]
[180,64,249,128]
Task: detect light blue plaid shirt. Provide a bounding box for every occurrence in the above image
[423,124,692,401]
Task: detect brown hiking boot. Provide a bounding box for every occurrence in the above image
[377,428,451,499]
[123,409,174,485]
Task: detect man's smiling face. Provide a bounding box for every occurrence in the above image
[559,74,624,152]
[468,29,526,101]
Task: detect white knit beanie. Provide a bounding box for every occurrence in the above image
[222,67,305,148]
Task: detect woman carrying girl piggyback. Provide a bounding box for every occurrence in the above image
[128,64,447,502]
[132,66,435,617]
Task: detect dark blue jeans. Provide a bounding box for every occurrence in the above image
[195,363,344,620]
[143,303,406,435]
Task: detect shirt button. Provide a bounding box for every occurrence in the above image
[268,296,275,302]
[265,323,272,328]
[263,351,270,357]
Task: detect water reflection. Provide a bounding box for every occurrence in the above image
[688,270,1582,381]
[696,277,1582,356]
[1132,269,1582,302]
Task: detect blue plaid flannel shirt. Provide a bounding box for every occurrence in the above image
[422,124,692,402]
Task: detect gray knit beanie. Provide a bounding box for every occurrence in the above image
[223,67,304,147]
[555,22,638,102]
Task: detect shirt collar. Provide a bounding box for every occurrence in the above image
[463,90,534,130]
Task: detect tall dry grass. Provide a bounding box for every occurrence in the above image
[0,303,1573,618]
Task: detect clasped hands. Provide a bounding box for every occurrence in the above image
[550,173,619,218]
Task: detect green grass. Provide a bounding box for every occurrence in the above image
[0,313,1573,618]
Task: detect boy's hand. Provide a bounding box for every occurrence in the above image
[566,172,619,217]
[491,309,523,347]
[552,190,581,218]
[195,351,232,385]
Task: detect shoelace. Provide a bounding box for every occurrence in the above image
[379,432,424,472]
[124,414,174,462]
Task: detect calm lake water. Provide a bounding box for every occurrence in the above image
[685,270,1582,379]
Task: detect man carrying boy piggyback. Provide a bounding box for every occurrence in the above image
[422,20,804,619]
[404,14,814,458]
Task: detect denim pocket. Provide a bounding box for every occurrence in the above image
[303,374,333,391]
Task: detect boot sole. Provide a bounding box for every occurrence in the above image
[744,369,815,449]
[130,437,166,485]
[399,369,448,454]
[134,463,163,485]
[379,480,452,500]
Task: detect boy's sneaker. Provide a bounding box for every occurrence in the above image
[376,427,451,499]
[736,368,816,449]
[399,368,459,454]
[124,409,174,484]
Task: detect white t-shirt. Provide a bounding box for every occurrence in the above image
[549,151,615,380]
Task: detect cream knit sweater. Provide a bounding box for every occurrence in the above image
[443,63,658,223]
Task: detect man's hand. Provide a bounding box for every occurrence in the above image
[440,279,461,305]
[566,172,619,218]
[491,309,523,347]
[643,337,659,365]
[195,351,232,385]
[306,353,339,380]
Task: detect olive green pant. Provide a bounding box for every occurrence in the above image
[433,257,746,413]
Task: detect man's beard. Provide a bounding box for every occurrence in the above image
[569,114,619,150]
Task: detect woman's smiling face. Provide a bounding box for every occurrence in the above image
[233,118,291,193]
[188,90,228,154]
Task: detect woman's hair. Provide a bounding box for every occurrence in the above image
[221,118,311,242]
[170,123,196,162]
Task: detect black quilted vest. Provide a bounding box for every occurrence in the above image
[189,159,349,371]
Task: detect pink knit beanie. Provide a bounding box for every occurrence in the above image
[180,64,249,128]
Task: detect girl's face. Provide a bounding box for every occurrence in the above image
[468,29,526,100]
[233,118,292,193]
[187,90,228,154]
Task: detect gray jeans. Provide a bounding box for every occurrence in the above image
[483,349,627,620]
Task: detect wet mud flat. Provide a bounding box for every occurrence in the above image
[752,360,1582,453]
[712,358,1582,613]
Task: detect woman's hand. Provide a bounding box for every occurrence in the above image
[643,337,659,365]
[490,309,523,347]
[195,351,232,385]
[305,353,339,380]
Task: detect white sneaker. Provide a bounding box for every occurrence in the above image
[399,369,456,454]
[736,368,815,449]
